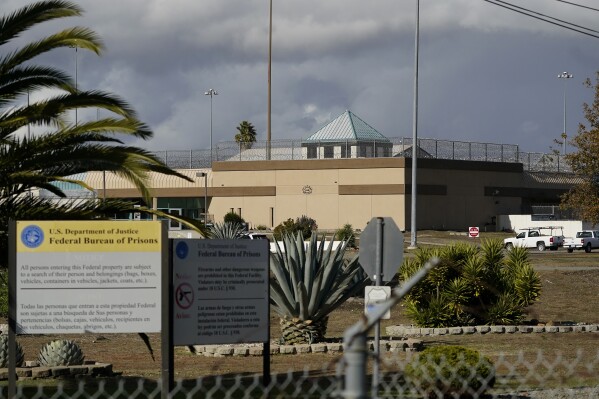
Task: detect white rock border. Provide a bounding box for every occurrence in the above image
[386,324,599,337]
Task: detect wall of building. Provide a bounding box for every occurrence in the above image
[78,157,573,233]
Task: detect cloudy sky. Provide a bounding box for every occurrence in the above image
[8,0,599,153]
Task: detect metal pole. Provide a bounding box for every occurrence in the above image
[409,0,420,249]
[74,47,78,125]
[205,89,218,166]
[558,72,573,155]
[343,258,439,399]
[267,0,273,160]
[204,174,208,227]
[210,94,213,164]
[344,334,368,399]
[161,227,174,399]
[372,218,384,398]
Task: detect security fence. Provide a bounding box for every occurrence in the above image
[4,345,599,398]
[4,259,599,398]
[152,137,572,173]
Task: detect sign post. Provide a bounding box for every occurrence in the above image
[359,217,404,398]
[9,220,165,396]
[172,239,270,383]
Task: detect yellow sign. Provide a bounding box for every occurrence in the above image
[17,220,162,253]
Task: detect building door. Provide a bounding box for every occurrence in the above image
[158,208,183,230]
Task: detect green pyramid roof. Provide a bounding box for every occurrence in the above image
[303,110,390,143]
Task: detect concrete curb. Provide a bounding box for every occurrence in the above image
[386,324,599,337]
[186,338,423,357]
[0,362,113,381]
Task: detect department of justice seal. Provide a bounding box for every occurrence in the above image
[21,225,44,248]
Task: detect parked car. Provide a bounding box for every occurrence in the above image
[503,226,564,251]
[238,232,270,240]
[564,230,599,253]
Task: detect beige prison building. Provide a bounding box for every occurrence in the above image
[50,111,575,233]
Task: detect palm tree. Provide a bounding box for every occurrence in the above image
[0,1,201,268]
[234,120,257,149]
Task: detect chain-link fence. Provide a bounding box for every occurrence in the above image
[151,137,572,173]
[3,347,599,398]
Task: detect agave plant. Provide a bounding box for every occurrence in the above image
[0,334,24,367]
[270,232,368,344]
[38,339,84,367]
[207,222,245,239]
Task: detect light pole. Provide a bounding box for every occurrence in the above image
[267,0,272,160]
[204,89,218,165]
[557,71,573,155]
[196,172,208,227]
[409,0,420,249]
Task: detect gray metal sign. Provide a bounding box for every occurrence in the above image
[359,217,404,282]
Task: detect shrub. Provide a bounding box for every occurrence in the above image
[296,215,317,239]
[404,345,495,397]
[399,240,541,327]
[273,218,296,241]
[255,225,269,231]
[224,211,245,225]
[273,215,317,240]
[335,224,356,248]
[0,271,7,318]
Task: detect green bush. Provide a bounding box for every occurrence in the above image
[224,211,245,225]
[273,215,317,240]
[255,225,269,231]
[404,345,495,397]
[295,215,317,239]
[273,218,296,241]
[399,240,541,327]
[335,224,356,248]
[0,271,7,318]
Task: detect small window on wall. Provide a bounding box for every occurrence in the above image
[307,146,317,159]
[323,146,334,159]
[359,145,367,158]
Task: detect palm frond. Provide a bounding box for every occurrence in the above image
[0,1,82,47]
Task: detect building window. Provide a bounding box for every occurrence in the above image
[270,207,274,228]
[340,145,348,158]
[323,146,334,159]
[307,146,317,159]
[359,145,371,158]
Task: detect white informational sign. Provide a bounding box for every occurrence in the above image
[364,286,391,320]
[15,220,163,334]
[172,239,269,346]
[468,226,480,238]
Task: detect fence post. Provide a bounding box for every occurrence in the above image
[342,258,438,399]
[344,334,368,399]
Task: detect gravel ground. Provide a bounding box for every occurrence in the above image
[493,386,599,398]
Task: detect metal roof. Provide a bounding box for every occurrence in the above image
[303,110,390,143]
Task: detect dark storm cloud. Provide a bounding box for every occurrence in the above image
[5,0,599,152]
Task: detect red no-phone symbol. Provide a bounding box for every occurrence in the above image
[175,283,194,309]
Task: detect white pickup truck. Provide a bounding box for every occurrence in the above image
[564,230,599,253]
[504,227,564,251]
